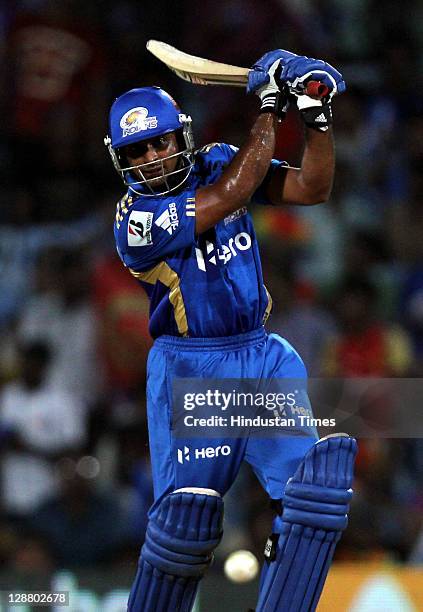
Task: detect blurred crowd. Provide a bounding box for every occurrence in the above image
[0,0,422,579]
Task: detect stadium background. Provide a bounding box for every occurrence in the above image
[0,0,422,609]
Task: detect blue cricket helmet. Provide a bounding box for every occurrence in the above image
[108,86,186,149]
[104,86,195,196]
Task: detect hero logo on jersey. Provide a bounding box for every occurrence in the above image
[120,107,158,137]
[127,210,153,247]
[177,445,231,464]
[195,232,252,271]
[154,202,179,234]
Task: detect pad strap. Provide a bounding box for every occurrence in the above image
[283,481,353,531]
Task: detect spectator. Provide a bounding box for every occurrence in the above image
[322,276,413,376]
[93,250,152,398]
[18,247,102,405]
[30,458,132,567]
[5,1,109,217]
[0,340,86,518]
[265,264,336,376]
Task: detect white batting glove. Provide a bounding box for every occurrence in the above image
[291,92,333,132]
[255,60,289,120]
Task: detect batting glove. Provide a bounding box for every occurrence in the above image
[280,54,345,100]
[247,50,298,94]
[291,91,333,131]
[248,50,345,131]
[280,53,344,131]
[253,59,289,120]
[248,50,345,98]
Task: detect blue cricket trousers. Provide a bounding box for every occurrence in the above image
[146,327,318,515]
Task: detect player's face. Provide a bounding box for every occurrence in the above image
[123,132,179,185]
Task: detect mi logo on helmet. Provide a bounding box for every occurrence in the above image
[120,106,158,137]
[177,445,231,464]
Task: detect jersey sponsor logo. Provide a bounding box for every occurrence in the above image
[195,231,252,271]
[177,446,190,464]
[154,202,179,234]
[120,107,158,137]
[127,210,153,246]
[224,206,247,225]
[177,445,231,464]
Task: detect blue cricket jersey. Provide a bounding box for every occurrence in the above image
[114,143,286,338]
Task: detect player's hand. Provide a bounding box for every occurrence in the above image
[291,91,333,131]
[248,50,345,101]
[283,55,345,132]
[280,52,345,131]
[279,54,345,101]
[247,49,297,94]
[254,58,289,120]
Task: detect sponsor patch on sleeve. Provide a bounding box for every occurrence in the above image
[155,202,179,234]
[127,210,153,247]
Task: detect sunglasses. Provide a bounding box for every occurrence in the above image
[121,134,174,159]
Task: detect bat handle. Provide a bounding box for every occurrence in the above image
[304,80,330,99]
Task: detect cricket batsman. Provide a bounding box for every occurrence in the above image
[104,49,357,611]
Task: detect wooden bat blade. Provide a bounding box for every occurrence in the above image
[169,67,247,87]
[147,40,249,86]
[146,40,330,98]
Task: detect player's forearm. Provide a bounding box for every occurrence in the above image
[265,126,335,206]
[195,113,278,234]
[295,127,335,204]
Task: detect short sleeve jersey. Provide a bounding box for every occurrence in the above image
[114,143,286,338]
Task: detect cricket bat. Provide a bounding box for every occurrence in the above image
[146,40,329,98]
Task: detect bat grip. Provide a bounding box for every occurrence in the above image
[304,80,330,99]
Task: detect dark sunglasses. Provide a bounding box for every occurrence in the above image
[121,134,173,159]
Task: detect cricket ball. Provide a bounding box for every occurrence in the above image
[224,550,259,583]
